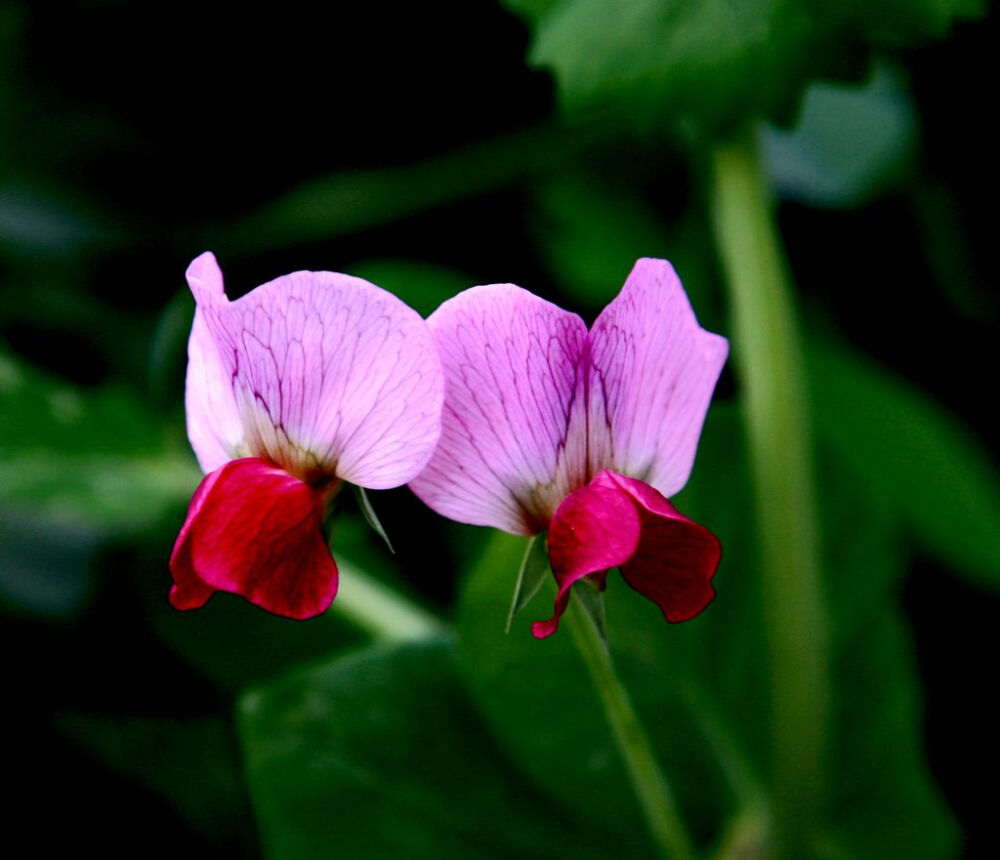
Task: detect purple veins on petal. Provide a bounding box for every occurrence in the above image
[588,258,729,498]
[409,284,591,534]
[183,255,444,487]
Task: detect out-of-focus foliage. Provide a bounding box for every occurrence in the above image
[504,0,983,133]
[809,338,1000,589]
[763,61,919,208]
[240,637,630,860]
[0,349,197,533]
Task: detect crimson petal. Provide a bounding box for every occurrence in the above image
[169,458,338,620]
[598,471,720,622]
[533,481,641,639]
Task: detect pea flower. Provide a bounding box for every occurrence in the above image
[169,252,443,620]
[410,259,727,638]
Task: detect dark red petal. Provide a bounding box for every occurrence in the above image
[598,471,720,623]
[169,458,338,620]
[532,482,641,639]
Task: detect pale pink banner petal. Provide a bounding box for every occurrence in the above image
[587,258,728,498]
[190,263,444,489]
[185,308,245,473]
[409,284,590,535]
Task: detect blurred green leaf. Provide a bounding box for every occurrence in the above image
[517,0,820,133]
[809,338,1000,588]
[826,609,958,859]
[56,713,254,850]
[828,0,984,45]
[763,60,918,209]
[506,0,981,135]
[238,637,628,860]
[0,349,197,533]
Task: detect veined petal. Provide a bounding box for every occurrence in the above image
[587,259,728,498]
[600,471,720,623]
[169,457,338,620]
[532,480,641,639]
[186,303,245,473]
[409,284,589,534]
[186,255,443,488]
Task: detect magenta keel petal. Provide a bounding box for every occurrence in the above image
[600,472,720,623]
[169,458,338,620]
[532,480,641,639]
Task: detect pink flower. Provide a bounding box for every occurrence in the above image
[169,252,443,620]
[410,259,727,638]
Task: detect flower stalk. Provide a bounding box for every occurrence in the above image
[709,126,829,856]
[564,591,696,860]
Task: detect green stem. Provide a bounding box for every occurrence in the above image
[332,555,447,642]
[709,127,829,856]
[564,594,696,860]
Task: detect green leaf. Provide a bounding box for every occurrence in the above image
[763,60,918,209]
[0,349,198,533]
[826,610,959,859]
[809,338,1000,588]
[506,533,550,632]
[522,0,821,133]
[508,0,983,135]
[238,637,629,860]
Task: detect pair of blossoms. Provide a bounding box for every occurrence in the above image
[170,252,728,638]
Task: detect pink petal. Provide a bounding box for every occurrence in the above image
[409,284,590,534]
[599,471,720,623]
[169,457,338,620]
[587,259,728,498]
[532,480,641,639]
[185,306,245,473]
[186,255,443,488]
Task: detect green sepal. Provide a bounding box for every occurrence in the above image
[351,484,395,554]
[505,534,551,633]
[573,578,608,646]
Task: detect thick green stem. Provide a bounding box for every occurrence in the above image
[564,595,696,860]
[709,127,829,856]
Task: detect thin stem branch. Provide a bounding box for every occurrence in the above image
[709,126,829,857]
[332,555,446,642]
[564,594,696,860]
